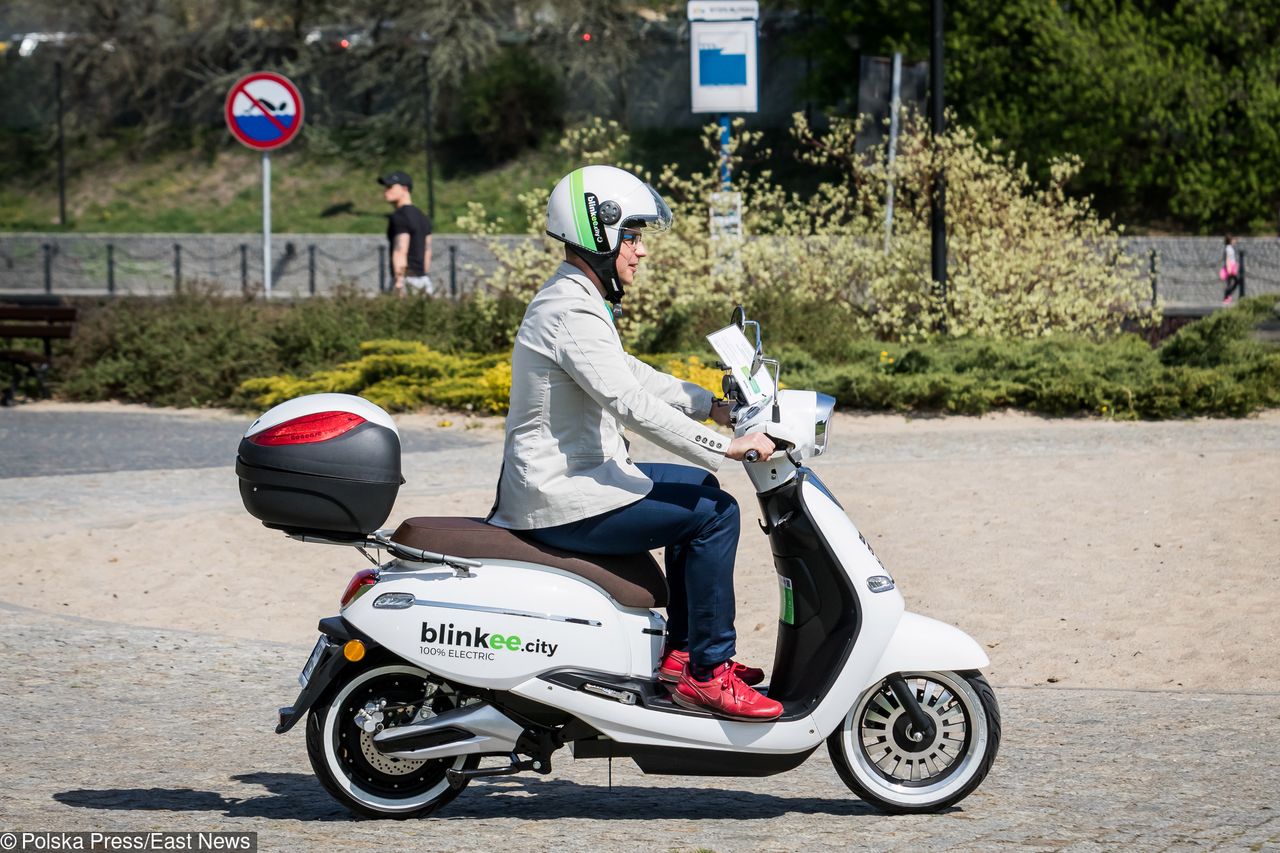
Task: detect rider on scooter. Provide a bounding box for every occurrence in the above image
[487,165,782,721]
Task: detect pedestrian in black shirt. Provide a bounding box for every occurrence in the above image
[378,171,434,297]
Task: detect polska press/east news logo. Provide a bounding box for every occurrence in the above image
[420,622,559,660]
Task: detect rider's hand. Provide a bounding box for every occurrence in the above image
[726,431,777,461]
[710,399,733,427]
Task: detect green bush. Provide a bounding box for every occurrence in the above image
[58,286,526,408]
[782,297,1280,418]
[51,289,1279,419]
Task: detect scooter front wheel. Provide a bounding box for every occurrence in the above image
[827,670,1000,814]
[305,662,479,819]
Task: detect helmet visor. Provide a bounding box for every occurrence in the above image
[619,185,673,234]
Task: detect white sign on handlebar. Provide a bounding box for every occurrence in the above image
[707,324,775,406]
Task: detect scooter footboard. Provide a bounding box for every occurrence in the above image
[863,611,990,688]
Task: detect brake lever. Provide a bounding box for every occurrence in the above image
[743,436,792,464]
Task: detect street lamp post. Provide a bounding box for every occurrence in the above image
[422,51,436,222]
[930,0,948,329]
[55,59,67,227]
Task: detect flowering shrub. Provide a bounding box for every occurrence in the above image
[458,114,1157,348]
[235,340,508,413]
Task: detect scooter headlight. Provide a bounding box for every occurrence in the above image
[813,393,836,456]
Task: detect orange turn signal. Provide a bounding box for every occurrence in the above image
[343,640,366,662]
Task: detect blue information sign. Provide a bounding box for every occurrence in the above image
[688,2,758,114]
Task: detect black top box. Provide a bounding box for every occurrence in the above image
[237,411,402,537]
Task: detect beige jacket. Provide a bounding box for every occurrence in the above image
[489,263,727,530]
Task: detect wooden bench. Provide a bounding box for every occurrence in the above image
[0,300,78,405]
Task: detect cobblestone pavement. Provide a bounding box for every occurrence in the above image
[1,602,1277,853]
[3,406,1280,851]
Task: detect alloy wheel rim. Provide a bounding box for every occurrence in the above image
[856,673,972,787]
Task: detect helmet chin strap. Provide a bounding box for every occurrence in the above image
[569,246,625,316]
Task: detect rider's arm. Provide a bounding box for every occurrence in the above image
[623,353,715,420]
[556,304,727,470]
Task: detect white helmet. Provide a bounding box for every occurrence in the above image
[545,165,673,304]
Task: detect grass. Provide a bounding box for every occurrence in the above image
[0,125,821,235]
[0,136,581,234]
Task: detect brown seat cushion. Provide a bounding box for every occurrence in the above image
[390,517,667,608]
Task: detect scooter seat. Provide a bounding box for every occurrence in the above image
[390,517,668,608]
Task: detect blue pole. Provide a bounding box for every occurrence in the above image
[719,114,731,189]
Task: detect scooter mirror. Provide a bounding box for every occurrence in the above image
[731,305,746,331]
[721,373,737,399]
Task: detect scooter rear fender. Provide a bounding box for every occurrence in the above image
[276,616,379,734]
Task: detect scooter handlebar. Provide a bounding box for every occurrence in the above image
[743,434,790,464]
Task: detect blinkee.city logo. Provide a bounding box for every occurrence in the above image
[420,621,559,661]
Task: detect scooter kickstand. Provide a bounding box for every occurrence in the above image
[445,751,553,788]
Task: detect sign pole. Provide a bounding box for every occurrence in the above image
[263,151,272,297]
[719,114,731,189]
[884,51,902,256]
[930,0,948,329]
[225,71,304,299]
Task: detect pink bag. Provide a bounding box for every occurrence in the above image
[1219,266,1228,281]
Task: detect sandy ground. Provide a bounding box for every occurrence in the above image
[2,404,1277,693]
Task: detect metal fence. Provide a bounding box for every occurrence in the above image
[0,233,506,298]
[2,232,1279,305]
[1122,237,1280,305]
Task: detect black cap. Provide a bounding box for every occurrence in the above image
[377,171,413,190]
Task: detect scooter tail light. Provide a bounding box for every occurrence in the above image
[340,568,379,609]
[249,411,367,446]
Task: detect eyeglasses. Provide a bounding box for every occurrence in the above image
[619,232,644,246]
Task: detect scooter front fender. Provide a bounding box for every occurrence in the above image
[862,611,990,690]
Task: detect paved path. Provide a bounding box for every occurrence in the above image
[0,408,489,478]
[1,603,1276,852]
[3,405,1280,850]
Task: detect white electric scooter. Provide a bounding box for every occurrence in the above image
[237,308,1000,819]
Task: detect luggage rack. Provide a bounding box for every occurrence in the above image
[286,528,483,576]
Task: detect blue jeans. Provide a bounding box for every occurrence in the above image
[524,462,740,669]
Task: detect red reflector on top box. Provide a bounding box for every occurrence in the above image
[248,411,367,446]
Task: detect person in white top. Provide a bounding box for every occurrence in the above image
[487,166,781,720]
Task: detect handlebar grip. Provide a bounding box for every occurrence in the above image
[744,449,761,463]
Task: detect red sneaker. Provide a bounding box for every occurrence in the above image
[657,648,764,686]
[671,662,783,721]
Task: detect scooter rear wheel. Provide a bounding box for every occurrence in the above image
[305,662,479,819]
[827,670,1000,814]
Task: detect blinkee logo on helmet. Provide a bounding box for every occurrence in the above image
[582,192,610,253]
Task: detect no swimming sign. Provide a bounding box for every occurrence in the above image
[225,72,304,150]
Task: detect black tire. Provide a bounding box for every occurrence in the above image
[304,662,479,819]
[828,670,1001,814]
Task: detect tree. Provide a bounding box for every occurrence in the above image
[779,0,1280,232]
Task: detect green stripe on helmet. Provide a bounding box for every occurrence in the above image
[569,168,595,248]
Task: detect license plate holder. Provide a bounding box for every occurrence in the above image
[299,636,329,688]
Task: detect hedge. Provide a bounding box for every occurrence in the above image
[23,288,1280,420]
